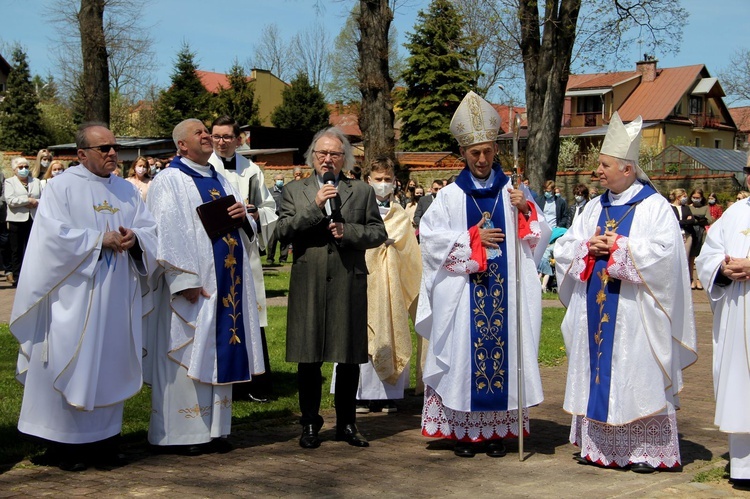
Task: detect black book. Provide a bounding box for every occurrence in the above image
[195,195,244,239]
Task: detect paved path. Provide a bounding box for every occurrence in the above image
[0,275,746,497]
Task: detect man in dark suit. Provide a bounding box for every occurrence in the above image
[276,127,387,449]
[412,179,444,229]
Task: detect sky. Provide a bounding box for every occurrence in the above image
[1,0,749,105]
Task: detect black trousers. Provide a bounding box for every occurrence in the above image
[8,219,32,281]
[298,362,360,429]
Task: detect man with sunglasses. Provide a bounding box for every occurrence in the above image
[276,127,386,449]
[208,115,278,402]
[10,122,159,471]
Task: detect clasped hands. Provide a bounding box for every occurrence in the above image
[588,226,618,257]
[720,255,750,281]
[102,226,137,253]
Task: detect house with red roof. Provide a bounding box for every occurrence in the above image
[196,68,288,127]
[562,57,737,159]
[729,106,750,151]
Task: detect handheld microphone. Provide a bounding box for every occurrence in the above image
[322,171,341,214]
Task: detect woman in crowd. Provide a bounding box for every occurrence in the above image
[707,192,724,221]
[40,160,66,190]
[688,188,714,290]
[126,156,152,201]
[404,185,423,227]
[5,157,42,287]
[669,188,696,279]
[33,149,53,179]
[568,184,589,223]
[401,178,418,207]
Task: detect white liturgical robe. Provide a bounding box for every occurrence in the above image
[12,164,158,444]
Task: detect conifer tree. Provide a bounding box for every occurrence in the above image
[270,73,329,132]
[0,47,49,153]
[398,0,476,152]
[155,44,211,135]
[212,63,261,127]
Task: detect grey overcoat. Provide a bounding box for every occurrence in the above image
[276,175,387,364]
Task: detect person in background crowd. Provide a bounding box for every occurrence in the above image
[535,180,571,229]
[126,156,152,202]
[403,178,418,207]
[5,157,42,287]
[404,185,423,226]
[10,122,158,472]
[0,163,10,279]
[416,91,550,458]
[276,127,386,449]
[670,188,696,279]
[522,177,538,199]
[554,186,562,198]
[555,112,696,473]
[695,158,750,486]
[266,173,290,265]
[350,165,362,180]
[40,160,65,190]
[145,118,265,454]
[568,184,589,223]
[412,179,443,230]
[589,186,599,199]
[292,166,303,181]
[153,159,166,174]
[344,157,421,415]
[33,149,53,179]
[707,192,723,221]
[688,188,714,290]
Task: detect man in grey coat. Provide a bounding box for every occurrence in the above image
[276,127,387,449]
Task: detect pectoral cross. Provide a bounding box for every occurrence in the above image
[605,219,618,232]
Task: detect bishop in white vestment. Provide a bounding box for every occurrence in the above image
[555,113,697,472]
[415,92,550,458]
[12,124,158,471]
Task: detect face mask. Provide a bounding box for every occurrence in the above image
[41,160,50,168]
[370,181,394,198]
[414,194,423,201]
[544,191,553,199]
[555,192,561,198]
[708,199,716,205]
[135,166,147,176]
[150,166,157,175]
[17,168,29,178]
[52,169,63,177]
[408,185,415,192]
[575,195,584,203]
[275,180,284,188]
[691,198,702,207]
[680,197,688,205]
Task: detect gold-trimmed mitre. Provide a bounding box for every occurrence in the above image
[450,91,501,147]
[600,112,643,162]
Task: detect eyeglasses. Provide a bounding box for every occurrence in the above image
[211,135,235,142]
[313,150,344,160]
[81,144,121,154]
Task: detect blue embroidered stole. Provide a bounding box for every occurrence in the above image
[584,182,656,421]
[456,165,511,411]
[171,157,250,383]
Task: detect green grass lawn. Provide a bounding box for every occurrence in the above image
[0,269,566,466]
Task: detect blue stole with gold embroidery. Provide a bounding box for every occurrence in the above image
[171,157,250,383]
[456,164,511,411]
[585,182,656,421]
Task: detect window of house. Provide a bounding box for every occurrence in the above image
[689,96,703,115]
[694,137,701,147]
[714,139,722,149]
[576,96,602,115]
[673,99,683,116]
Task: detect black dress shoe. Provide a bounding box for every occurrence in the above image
[486,440,507,458]
[210,438,233,454]
[630,462,656,474]
[454,442,476,458]
[59,458,87,472]
[335,424,369,447]
[299,424,321,449]
[573,452,591,465]
[183,444,207,456]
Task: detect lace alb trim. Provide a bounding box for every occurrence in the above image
[568,241,590,281]
[523,220,542,254]
[606,236,642,283]
[421,387,529,442]
[444,231,480,274]
[569,413,681,468]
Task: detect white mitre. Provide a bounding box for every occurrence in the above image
[601,112,642,162]
[450,91,501,147]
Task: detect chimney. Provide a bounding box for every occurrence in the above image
[636,55,658,83]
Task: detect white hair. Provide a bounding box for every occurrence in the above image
[11,157,29,169]
[616,157,650,182]
[172,118,204,149]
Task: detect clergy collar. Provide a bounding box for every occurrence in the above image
[181,156,213,175]
[219,154,236,169]
[455,163,507,198]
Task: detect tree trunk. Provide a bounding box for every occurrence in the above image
[78,0,110,125]
[518,0,581,192]
[357,0,396,171]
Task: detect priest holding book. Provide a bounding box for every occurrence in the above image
[145,118,265,455]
